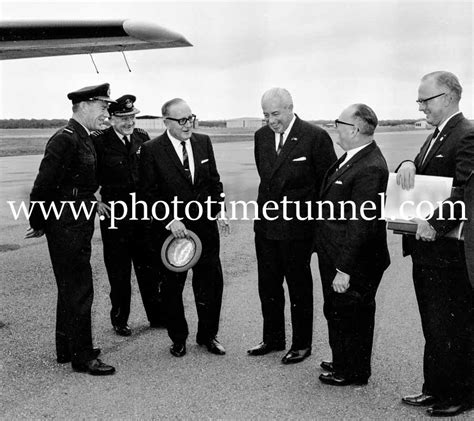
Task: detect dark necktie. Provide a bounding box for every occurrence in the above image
[336,153,348,171]
[276,133,284,155]
[421,127,440,165]
[181,141,192,183]
[123,135,131,150]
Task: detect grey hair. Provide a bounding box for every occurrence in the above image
[351,103,378,136]
[422,71,462,101]
[261,88,293,108]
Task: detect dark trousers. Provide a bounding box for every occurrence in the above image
[45,203,95,365]
[255,234,314,349]
[412,262,473,403]
[100,218,163,327]
[318,251,383,380]
[161,223,223,344]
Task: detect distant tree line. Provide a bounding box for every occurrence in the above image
[199,120,227,128]
[1,118,421,129]
[311,119,419,127]
[0,119,68,129]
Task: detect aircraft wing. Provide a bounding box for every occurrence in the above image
[0,19,192,60]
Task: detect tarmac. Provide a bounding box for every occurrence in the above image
[1,138,472,419]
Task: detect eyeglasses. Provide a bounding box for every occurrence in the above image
[335,119,355,128]
[416,92,446,105]
[165,114,196,126]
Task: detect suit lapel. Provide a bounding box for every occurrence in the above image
[129,131,141,155]
[161,133,192,184]
[321,142,377,197]
[420,113,464,172]
[190,135,201,185]
[269,117,301,178]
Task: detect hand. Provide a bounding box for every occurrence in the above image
[396,161,416,190]
[332,271,350,293]
[169,220,188,238]
[25,227,44,239]
[217,211,231,236]
[96,201,111,219]
[413,217,437,241]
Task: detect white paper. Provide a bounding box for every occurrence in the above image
[384,173,453,221]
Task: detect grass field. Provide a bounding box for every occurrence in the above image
[0,126,430,158]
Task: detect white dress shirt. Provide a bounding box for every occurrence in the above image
[339,141,373,169]
[167,129,195,183]
[274,115,297,151]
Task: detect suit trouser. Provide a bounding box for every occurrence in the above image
[255,234,313,349]
[161,223,223,344]
[45,203,95,365]
[100,218,163,326]
[412,261,473,403]
[318,251,383,379]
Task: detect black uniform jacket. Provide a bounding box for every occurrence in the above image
[29,118,98,230]
[92,126,150,202]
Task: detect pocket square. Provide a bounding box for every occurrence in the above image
[201,159,209,163]
[335,180,343,185]
[292,157,306,162]
[435,154,444,158]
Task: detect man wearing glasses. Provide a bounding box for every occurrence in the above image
[396,71,474,417]
[92,95,165,337]
[315,104,390,386]
[140,98,228,358]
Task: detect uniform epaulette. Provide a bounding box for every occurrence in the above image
[63,127,74,134]
[135,128,149,136]
[91,130,104,137]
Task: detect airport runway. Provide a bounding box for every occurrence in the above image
[3,136,470,419]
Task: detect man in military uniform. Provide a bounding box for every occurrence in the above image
[92,95,164,336]
[26,83,116,376]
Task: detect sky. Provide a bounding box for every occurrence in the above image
[0,0,473,121]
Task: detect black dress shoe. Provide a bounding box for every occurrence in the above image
[247,342,285,356]
[57,347,101,364]
[197,337,226,355]
[426,401,472,417]
[320,360,334,372]
[319,372,368,386]
[170,342,186,357]
[72,358,115,376]
[281,347,311,364]
[113,324,132,336]
[402,393,438,407]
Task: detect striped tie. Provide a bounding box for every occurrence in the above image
[276,133,284,155]
[181,141,192,183]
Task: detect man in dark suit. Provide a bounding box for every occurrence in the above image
[396,71,474,417]
[26,83,116,375]
[314,104,390,386]
[248,88,336,364]
[140,98,228,358]
[92,95,164,337]
[465,172,474,288]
